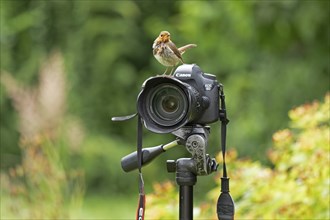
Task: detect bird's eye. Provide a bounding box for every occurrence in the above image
[160,34,163,37]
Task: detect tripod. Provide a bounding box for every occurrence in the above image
[168,126,217,220]
[167,158,196,219]
[121,125,217,220]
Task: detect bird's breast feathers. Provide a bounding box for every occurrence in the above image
[153,45,180,67]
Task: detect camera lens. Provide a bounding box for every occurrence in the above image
[137,75,203,133]
[147,84,188,126]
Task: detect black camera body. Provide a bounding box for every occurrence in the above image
[138,64,220,133]
[173,64,220,124]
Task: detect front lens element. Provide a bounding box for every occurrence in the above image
[147,84,188,126]
[162,95,179,113]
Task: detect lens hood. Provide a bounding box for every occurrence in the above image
[137,76,199,133]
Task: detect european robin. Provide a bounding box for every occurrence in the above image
[152,31,197,75]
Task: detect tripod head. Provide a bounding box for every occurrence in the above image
[121,125,217,176]
[120,124,219,220]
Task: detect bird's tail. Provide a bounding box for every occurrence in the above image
[178,44,197,54]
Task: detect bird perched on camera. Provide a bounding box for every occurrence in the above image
[153,31,197,75]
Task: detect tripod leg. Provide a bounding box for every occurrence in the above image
[179,185,193,220]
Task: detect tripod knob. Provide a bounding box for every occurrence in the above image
[206,156,218,173]
[166,160,176,173]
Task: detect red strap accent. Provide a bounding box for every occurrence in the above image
[136,194,145,220]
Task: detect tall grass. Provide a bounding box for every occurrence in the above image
[1,51,84,219]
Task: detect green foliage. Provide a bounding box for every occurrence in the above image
[146,181,179,219]
[145,94,330,219]
[1,135,84,219]
[75,134,137,195]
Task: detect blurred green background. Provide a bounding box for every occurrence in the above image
[1,0,329,219]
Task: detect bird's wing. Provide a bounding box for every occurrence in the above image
[152,40,158,49]
[167,41,184,63]
[152,41,161,55]
[153,46,158,55]
[178,44,197,55]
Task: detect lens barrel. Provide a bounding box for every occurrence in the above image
[137,76,201,133]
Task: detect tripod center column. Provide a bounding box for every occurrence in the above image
[176,158,197,220]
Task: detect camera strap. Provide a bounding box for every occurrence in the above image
[136,115,146,220]
[112,113,146,220]
[217,89,235,220]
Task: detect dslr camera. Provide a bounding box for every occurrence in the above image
[138,64,221,134]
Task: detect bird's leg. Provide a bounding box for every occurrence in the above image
[169,67,175,76]
[163,67,169,75]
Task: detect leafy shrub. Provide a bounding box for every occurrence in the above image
[146,94,330,219]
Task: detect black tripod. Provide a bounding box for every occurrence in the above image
[119,118,234,220]
[167,158,196,219]
[168,126,217,220]
[121,125,217,220]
